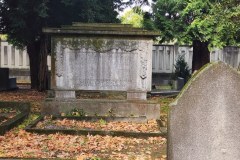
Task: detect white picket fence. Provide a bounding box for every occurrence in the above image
[1,41,240,74]
[153,45,240,73]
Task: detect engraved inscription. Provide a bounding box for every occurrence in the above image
[76,79,133,88]
[59,47,138,90]
[140,54,148,79]
[56,43,64,77]
[59,38,139,53]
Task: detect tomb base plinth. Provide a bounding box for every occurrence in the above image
[55,90,76,99]
[42,98,160,120]
[127,91,147,100]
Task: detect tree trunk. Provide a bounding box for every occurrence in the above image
[38,35,49,91]
[192,40,210,72]
[27,36,49,91]
[27,42,40,90]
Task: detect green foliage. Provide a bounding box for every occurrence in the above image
[0,0,48,48]
[153,0,240,48]
[0,34,7,41]
[0,107,19,114]
[99,119,107,125]
[107,108,115,117]
[47,0,119,27]
[173,55,191,82]
[67,108,86,117]
[160,103,169,114]
[91,157,102,160]
[160,97,174,114]
[17,114,40,130]
[120,6,157,30]
[116,0,152,11]
[121,8,144,28]
[0,0,120,90]
[207,0,240,48]
[0,0,119,48]
[142,12,157,30]
[91,157,101,160]
[153,0,184,42]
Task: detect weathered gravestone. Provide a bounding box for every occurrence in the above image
[42,23,160,119]
[0,68,17,91]
[168,62,240,160]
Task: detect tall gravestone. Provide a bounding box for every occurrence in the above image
[42,23,160,119]
[168,62,240,160]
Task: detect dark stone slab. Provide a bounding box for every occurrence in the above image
[25,116,167,138]
[150,90,179,96]
[8,78,18,89]
[177,77,185,90]
[0,102,30,135]
[152,73,172,86]
[0,68,9,91]
[53,115,148,123]
[0,68,18,91]
[168,62,240,160]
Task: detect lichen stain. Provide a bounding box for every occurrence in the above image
[54,37,139,53]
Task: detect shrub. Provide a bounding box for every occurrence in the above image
[173,55,191,83]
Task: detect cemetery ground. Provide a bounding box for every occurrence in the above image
[0,86,172,160]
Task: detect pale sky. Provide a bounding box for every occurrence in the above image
[118,0,153,17]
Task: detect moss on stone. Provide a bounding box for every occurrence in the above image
[91,39,105,52]
[170,61,222,107]
[43,22,160,37]
[52,36,139,53]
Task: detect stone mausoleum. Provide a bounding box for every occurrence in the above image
[42,23,160,119]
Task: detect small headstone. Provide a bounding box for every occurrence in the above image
[0,68,18,91]
[168,62,240,160]
[8,78,17,89]
[0,68,10,91]
[177,77,184,90]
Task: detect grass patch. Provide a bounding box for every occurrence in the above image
[155,85,172,90]
[17,114,40,130]
[160,97,174,114]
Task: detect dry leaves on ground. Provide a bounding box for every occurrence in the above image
[0,108,20,125]
[0,89,168,159]
[0,89,45,102]
[0,88,46,112]
[0,129,166,159]
[36,118,160,133]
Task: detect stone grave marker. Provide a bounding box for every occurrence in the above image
[0,68,17,91]
[168,62,240,160]
[0,68,9,91]
[42,23,160,119]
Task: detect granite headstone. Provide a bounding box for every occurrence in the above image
[168,62,240,160]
